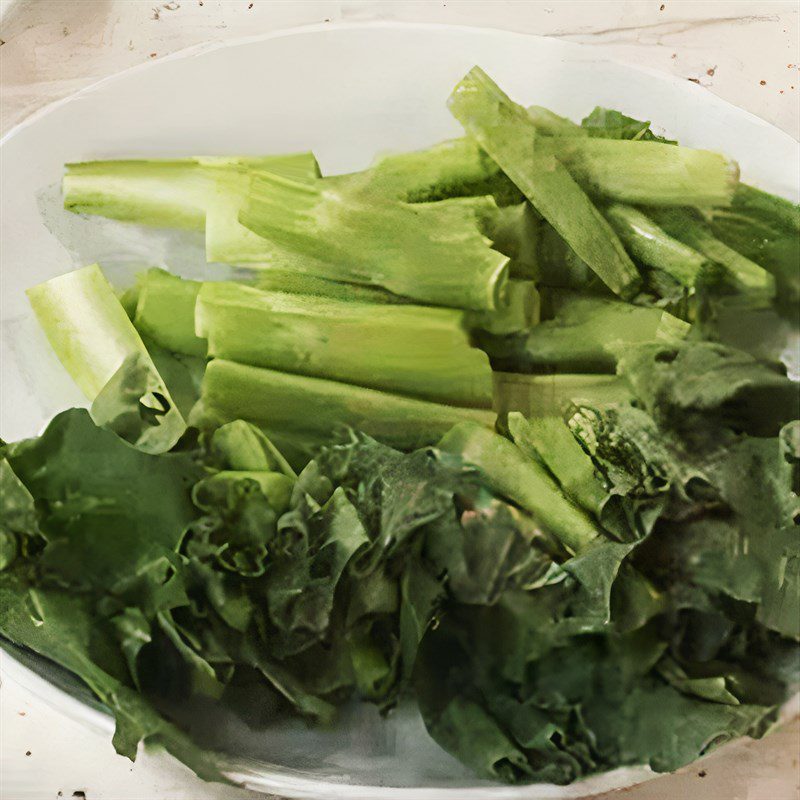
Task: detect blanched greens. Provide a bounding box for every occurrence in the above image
[27,264,187,453]
[195,281,492,406]
[4,66,798,789]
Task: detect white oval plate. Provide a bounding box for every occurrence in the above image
[1,20,798,800]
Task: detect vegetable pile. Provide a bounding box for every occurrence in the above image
[2,67,798,786]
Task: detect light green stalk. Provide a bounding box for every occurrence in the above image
[240,174,509,311]
[493,372,633,418]
[204,154,320,264]
[332,107,582,203]
[651,208,776,292]
[505,412,608,522]
[195,359,495,456]
[133,268,205,357]
[448,66,641,299]
[730,183,800,233]
[438,422,601,553]
[521,295,690,372]
[604,204,709,287]
[196,282,492,407]
[526,106,587,137]
[255,269,536,336]
[254,269,539,336]
[63,154,317,233]
[209,420,297,477]
[26,264,185,452]
[255,271,403,303]
[62,153,320,271]
[340,137,509,203]
[541,138,739,207]
[467,280,540,335]
[486,202,540,279]
[28,265,152,398]
[63,159,210,230]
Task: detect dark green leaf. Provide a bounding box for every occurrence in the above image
[6,409,202,590]
[581,107,677,144]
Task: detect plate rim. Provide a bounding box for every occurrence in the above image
[2,19,798,151]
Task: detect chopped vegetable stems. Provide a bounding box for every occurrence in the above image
[448,66,642,299]
[196,358,495,457]
[197,282,493,407]
[604,204,708,287]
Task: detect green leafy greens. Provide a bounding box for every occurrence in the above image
[4,65,797,789]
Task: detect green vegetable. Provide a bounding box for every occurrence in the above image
[10,69,798,789]
[640,434,799,640]
[581,106,677,143]
[438,422,601,553]
[194,359,495,461]
[255,270,403,304]
[342,137,513,203]
[728,183,800,233]
[604,204,709,287]
[345,104,732,208]
[208,419,296,477]
[28,265,148,399]
[697,291,795,366]
[196,281,492,407]
[619,340,800,439]
[565,403,686,540]
[656,657,741,705]
[0,573,228,781]
[528,105,587,137]
[133,268,206,357]
[486,202,540,279]
[204,155,320,264]
[448,66,642,299]
[467,280,540,336]
[333,107,583,205]
[513,295,690,373]
[27,264,186,453]
[5,409,202,589]
[540,137,738,207]
[193,471,295,516]
[0,458,40,541]
[707,184,800,307]
[63,159,212,230]
[63,154,318,234]
[493,372,633,418]
[650,207,775,293]
[505,412,611,528]
[240,172,509,311]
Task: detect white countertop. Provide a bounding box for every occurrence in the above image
[1,2,799,799]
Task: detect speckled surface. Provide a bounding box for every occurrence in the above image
[2,0,799,139]
[1,2,799,799]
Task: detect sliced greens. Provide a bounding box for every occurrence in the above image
[194,359,495,464]
[7,64,798,790]
[196,282,492,406]
[649,207,776,293]
[540,137,738,207]
[133,268,206,357]
[604,204,709,288]
[63,154,318,233]
[27,264,186,452]
[239,173,509,311]
[438,421,601,553]
[448,66,641,299]
[507,295,690,373]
